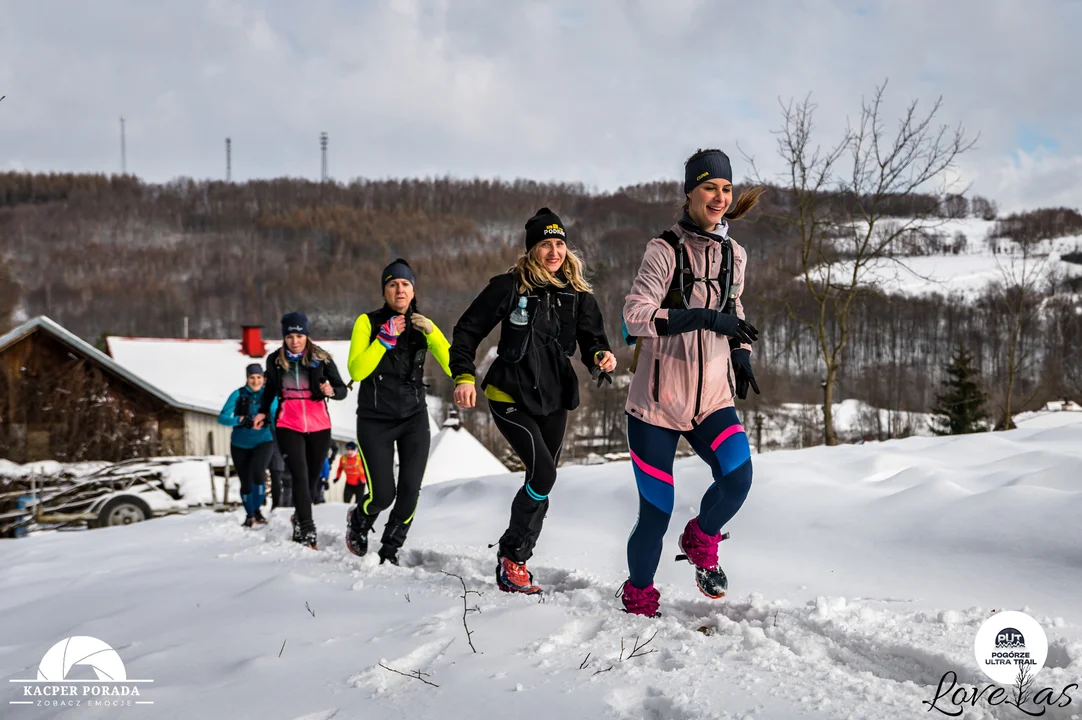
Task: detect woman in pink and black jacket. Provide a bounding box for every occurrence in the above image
[619,149,763,616]
[253,311,348,549]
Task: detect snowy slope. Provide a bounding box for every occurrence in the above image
[2,426,1082,719]
[425,426,510,485]
[1014,401,1082,430]
[823,218,1082,300]
[749,399,939,451]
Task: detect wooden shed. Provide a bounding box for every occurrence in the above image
[0,316,219,462]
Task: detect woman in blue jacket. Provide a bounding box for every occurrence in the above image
[218,364,279,527]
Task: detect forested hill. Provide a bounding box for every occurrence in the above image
[3,172,1081,427]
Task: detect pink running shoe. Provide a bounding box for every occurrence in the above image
[677,517,729,599]
[619,580,661,617]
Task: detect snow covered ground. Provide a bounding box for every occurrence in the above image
[1014,401,1082,430]
[2,425,1081,719]
[424,426,509,485]
[821,218,1082,300]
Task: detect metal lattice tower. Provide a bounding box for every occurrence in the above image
[120,116,127,174]
[320,131,328,182]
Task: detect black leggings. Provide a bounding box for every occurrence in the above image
[269,469,282,508]
[231,442,273,495]
[343,483,364,505]
[275,428,331,530]
[269,443,285,508]
[355,411,431,528]
[489,401,567,563]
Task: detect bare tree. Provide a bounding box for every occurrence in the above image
[992,233,1047,429]
[941,194,968,219]
[970,195,998,221]
[758,82,976,445]
[1009,661,1035,711]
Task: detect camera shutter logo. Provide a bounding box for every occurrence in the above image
[9,636,155,709]
[37,636,126,682]
[974,611,1048,684]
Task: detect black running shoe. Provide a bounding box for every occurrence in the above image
[345,508,375,557]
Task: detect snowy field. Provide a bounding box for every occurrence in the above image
[821,218,1082,300]
[748,399,937,452]
[2,424,1082,719]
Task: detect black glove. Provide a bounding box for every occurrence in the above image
[238,416,255,429]
[590,365,613,388]
[730,348,760,400]
[312,369,328,399]
[711,313,759,344]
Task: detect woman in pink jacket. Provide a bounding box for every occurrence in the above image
[253,312,348,550]
[619,149,763,616]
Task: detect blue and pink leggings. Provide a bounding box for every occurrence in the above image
[626,407,752,589]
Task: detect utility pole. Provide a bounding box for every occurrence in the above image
[120,116,127,174]
[320,131,328,182]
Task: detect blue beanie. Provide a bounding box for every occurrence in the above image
[684,150,733,195]
[281,311,309,337]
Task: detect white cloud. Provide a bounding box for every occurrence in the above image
[987,150,1082,213]
[0,0,1078,211]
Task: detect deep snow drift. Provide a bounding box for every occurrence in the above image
[2,424,1081,719]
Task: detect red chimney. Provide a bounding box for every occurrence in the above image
[241,326,265,358]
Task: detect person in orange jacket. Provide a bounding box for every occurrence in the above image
[336,441,367,504]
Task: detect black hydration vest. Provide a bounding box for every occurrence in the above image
[354,309,429,421]
[623,229,736,373]
[658,229,735,312]
[623,229,735,345]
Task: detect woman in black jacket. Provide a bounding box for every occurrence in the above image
[253,312,348,549]
[450,208,615,595]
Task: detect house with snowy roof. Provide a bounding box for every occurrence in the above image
[105,325,508,494]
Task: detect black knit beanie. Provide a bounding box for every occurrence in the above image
[381,258,415,290]
[684,150,733,195]
[524,207,566,251]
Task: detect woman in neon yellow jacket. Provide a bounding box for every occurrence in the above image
[343,258,451,565]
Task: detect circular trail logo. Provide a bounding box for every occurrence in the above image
[974,611,1048,684]
[36,636,126,682]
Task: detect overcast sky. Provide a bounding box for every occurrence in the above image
[1,0,1079,213]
